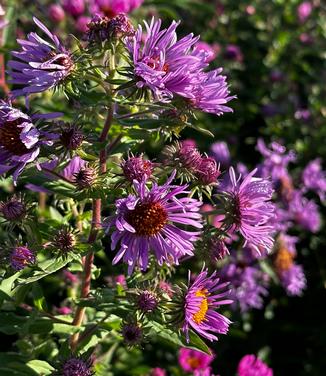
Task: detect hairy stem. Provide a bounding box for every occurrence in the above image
[70,107,113,351]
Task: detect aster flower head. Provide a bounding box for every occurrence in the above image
[48,4,65,23]
[73,165,98,190]
[297,1,312,23]
[121,154,153,183]
[8,17,74,97]
[178,347,214,373]
[104,173,203,274]
[62,0,85,17]
[136,290,159,313]
[127,18,234,114]
[90,0,143,17]
[10,245,36,270]
[51,228,77,256]
[61,356,93,376]
[238,355,273,376]
[0,101,57,184]
[121,320,143,346]
[194,41,217,63]
[224,167,275,253]
[210,141,231,168]
[0,195,27,222]
[59,123,84,151]
[183,268,233,342]
[208,236,230,261]
[289,191,321,233]
[302,158,326,200]
[220,261,269,312]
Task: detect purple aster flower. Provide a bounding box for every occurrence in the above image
[210,141,231,168]
[104,173,203,274]
[127,18,234,113]
[302,158,326,200]
[195,157,221,185]
[256,139,296,182]
[294,108,311,121]
[0,101,58,183]
[224,44,243,62]
[274,234,306,296]
[237,354,273,376]
[288,191,321,232]
[194,41,217,63]
[183,268,232,342]
[10,246,36,270]
[178,347,214,373]
[297,1,312,23]
[190,68,236,115]
[121,155,153,183]
[8,17,74,97]
[61,357,93,376]
[221,261,269,312]
[225,167,275,254]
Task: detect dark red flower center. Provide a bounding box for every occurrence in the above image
[127,201,168,236]
[0,120,29,155]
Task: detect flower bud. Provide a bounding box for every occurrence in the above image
[10,246,35,270]
[0,196,26,221]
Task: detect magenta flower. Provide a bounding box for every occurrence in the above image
[8,17,74,97]
[62,0,85,16]
[302,158,326,200]
[48,4,65,22]
[0,101,58,183]
[226,167,275,254]
[237,355,273,376]
[121,155,153,182]
[195,157,221,185]
[297,2,312,23]
[179,347,214,373]
[150,368,166,376]
[183,269,232,342]
[90,0,143,17]
[210,141,231,168]
[104,173,202,274]
[194,41,217,63]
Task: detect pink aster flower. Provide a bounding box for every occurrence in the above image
[237,354,273,376]
[297,2,312,23]
[194,41,217,63]
[225,167,275,254]
[179,347,214,373]
[104,173,203,274]
[183,268,233,342]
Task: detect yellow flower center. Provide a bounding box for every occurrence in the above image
[192,289,209,324]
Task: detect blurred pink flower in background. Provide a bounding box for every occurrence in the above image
[297,2,312,23]
[179,348,214,373]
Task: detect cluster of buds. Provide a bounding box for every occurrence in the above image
[121,154,153,183]
[162,141,220,185]
[86,14,135,43]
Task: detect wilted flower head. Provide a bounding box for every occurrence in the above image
[121,155,153,182]
[121,321,143,346]
[61,357,93,376]
[302,158,326,200]
[0,195,26,221]
[136,290,159,313]
[195,157,221,185]
[104,173,202,274]
[224,167,275,253]
[238,355,273,376]
[183,268,232,342]
[178,347,214,373]
[10,246,36,270]
[9,17,74,97]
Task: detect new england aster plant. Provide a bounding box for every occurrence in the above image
[0,7,322,376]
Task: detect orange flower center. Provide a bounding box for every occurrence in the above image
[0,120,29,155]
[274,246,294,272]
[187,357,201,369]
[127,201,168,236]
[192,289,209,324]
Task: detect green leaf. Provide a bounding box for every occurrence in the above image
[147,321,211,354]
[0,312,27,335]
[26,360,55,375]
